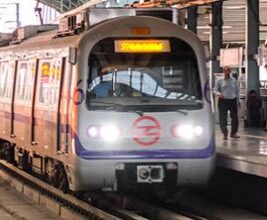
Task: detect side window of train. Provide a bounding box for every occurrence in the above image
[4,61,15,99]
[38,60,51,106]
[50,59,62,108]
[16,62,28,101]
[38,59,62,108]
[24,60,36,102]
[0,61,9,98]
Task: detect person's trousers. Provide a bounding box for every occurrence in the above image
[218,98,238,136]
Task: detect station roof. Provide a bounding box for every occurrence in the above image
[38,0,89,12]
[197,0,267,43]
[38,0,221,12]
[38,0,267,43]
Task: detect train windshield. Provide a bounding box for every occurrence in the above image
[87,38,202,111]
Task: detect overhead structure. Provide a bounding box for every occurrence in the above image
[40,0,267,43]
[38,0,90,12]
[130,0,221,9]
[197,0,267,43]
[38,0,223,12]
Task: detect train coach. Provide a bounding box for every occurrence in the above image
[0,8,215,192]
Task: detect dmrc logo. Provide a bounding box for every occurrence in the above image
[131,116,161,147]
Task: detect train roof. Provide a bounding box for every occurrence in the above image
[0,24,80,53]
[0,33,12,47]
[0,8,179,53]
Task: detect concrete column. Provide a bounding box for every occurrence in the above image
[210,1,223,82]
[246,0,260,93]
[187,6,197,34]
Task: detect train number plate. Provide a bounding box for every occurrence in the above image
[137,165,164,183]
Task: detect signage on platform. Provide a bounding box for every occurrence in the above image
[220,47,243,67]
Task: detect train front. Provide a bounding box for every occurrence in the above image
[72,14,215,192]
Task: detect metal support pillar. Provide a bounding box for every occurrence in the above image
[35,1,43,25]
[60,0,64,13]
[187,6,197,34]
[15,3,20,28]
[178,9,186,27]
[246,0,260,93]
[172,9,178,25]
[210,1,223,82]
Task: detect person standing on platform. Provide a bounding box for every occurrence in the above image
[213,66,240,140]
[246,89,262,127]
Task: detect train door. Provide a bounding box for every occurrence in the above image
[33,59,53,153]
[0,61,9,136]
[13,60,36,146]
[57,58,72,155]
[1,61,16,140]
[50,58,65,155]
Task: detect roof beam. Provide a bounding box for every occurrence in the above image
[38,0,86,12]
[39,0,224,12]
[131,0,222,8]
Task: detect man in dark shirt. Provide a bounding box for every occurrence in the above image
[213,66,240,140]
[246,89,262,127]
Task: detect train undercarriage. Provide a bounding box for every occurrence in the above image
[0,139,69,192]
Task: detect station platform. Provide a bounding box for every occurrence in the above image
[216,124,267,178]
[0,179,61,220]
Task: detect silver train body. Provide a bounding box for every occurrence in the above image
[0,9,215,192]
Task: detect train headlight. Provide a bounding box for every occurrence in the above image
[194,126,204,136]
[171,124,203,140]
[87,126,99,138]
[87,124,121,141]
[100,124,121,142]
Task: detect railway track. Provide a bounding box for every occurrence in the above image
[1,160,266,220]
[95,192,208,220]
[0,160,205,220]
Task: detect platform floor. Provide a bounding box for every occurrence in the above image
[0,179,62,220]
[216,123,267,177]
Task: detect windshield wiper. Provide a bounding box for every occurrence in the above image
[129,110,143,116]
[90,100,143,116]
[89,99,125,107]
[175,102,203,115]
[176,109,188,116]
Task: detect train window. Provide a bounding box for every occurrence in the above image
[16,62,28,100]
[24,60,36,101]
[39,61,51,105]
[4,62,15,99]
[38,59,62,107]
[87,38,202,111]
[0,62,9,97]
[50,59,62,106]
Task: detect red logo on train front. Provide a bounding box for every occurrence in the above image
[131,116,161,146]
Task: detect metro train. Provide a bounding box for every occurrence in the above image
[0,8,215,192]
